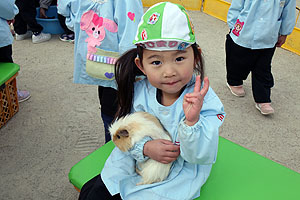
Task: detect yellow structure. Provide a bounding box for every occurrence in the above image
[203,0,230,22]
[142,0,202,11]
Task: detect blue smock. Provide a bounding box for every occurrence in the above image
[101,75,226,200]
[227,0,296,49]
[0,0,18,48]
[58,0,144,88]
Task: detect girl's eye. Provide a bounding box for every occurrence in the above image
[92,27,95,31]
[176,57,184,62]
[151,61,161,65]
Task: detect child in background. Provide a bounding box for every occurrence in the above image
[226,0,296,115]
[0,0,31,102]
[14,0,51,43]
[57,0,144,143]
[79,2,225,200]
[39,0,75,42]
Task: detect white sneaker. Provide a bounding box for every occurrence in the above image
[32,32,51,44]
[15,31,32,40]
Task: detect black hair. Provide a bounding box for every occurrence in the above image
[114,43,204,119]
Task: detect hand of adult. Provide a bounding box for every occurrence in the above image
[40,7,48,19]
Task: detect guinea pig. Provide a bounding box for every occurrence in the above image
[109,111,173,185]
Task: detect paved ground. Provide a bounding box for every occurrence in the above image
[0,8,300,200]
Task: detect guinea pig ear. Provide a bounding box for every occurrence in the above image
[118,129,129,137]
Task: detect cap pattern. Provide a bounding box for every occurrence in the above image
[133,2,196,51]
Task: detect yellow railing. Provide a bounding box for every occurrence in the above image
[202,0,230,22]
[142,0,202,10]
[142,0,300,56]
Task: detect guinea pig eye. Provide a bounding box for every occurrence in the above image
[92,27,95,31]
[98,31,100,34]
[117,135,120,139]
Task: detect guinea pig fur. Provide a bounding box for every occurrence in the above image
[109,112,173,185]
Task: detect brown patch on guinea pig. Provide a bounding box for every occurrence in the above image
[111,121,142,152]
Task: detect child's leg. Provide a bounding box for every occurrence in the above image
[251,47,276,103]
[57,14,74,35]
[101,112,114,143]
[15,0,43,34]
[98,86,118,143]
[79,174,121,200]
[13,8,28,35]
[0,45,13,63]
[225,34,252,86]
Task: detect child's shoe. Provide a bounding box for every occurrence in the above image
[17,90,31,103]
[59,33,75,43]
[15,31,32,40]
[226,83,245,97]
[255,103,274,115]
[32,32,51,44]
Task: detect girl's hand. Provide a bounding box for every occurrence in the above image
[143,139,180,164]
[276,35,287,47]
[183,76,209,126]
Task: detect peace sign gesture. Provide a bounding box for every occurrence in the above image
[183,76,209,126]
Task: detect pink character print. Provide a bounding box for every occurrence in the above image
[141,29,147,40]
[148,12,160,25]
[232,19,244,37]
[80,10,118,53]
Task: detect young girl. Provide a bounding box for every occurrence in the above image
[57,0,144,143]
[79,2,225,200]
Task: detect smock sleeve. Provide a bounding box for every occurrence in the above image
[279,0,296,36]
[128,136,152,162]
[39,0,52,9]
[0,0,18,20]
[227,0,245,29]
[113,0,144,54]
[57,0,79,31]
[178,88,225,164]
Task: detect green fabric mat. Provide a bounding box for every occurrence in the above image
[69,137,300,199]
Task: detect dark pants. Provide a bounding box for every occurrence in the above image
[79,174,121,200]
[14,0,43,34]
[57,14,74,35]
[225,34,276,103]
[0,45,13,63]
[98,86,118,143]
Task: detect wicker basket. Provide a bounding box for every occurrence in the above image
[0,70,19,129]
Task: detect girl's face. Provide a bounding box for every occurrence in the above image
[135,46,195,104]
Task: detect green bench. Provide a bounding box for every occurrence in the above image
[69,137,300,199]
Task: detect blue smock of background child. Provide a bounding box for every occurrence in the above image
[57,0,144,88]
[227,0,296,49]
[0,1,19,48]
